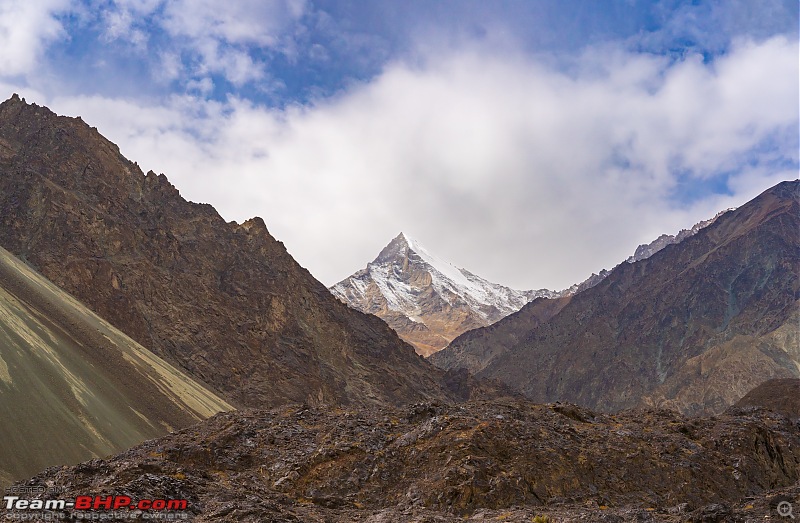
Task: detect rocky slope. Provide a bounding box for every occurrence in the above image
[730,378,800,419]
[429,295,573,376]
[0,244,231,486]
[626,209,734,264]
[0,94,470,408]
[432,181,800,415]
[10,401,800,522]
[331,233,557,356]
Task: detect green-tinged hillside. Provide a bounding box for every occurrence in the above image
[0,245,232,485]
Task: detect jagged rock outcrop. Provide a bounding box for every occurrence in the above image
[626,209,734,264]
[0,244,232,486]
[10,401,800,522]
[433,181,800,415]
[0,94,467,408]
[331,233,557,356]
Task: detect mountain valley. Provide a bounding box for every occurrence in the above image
[0,95,797,522]
[333,210,733,357]
[0,95,480,410]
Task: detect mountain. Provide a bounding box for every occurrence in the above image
[432,181,800,415]
[0,94,469,408]
[331,233,557,356]
[0,243,231,486]
[429,295,573,375]
[10,400,799,521]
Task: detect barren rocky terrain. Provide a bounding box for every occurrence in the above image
[731,378,800,419]
[7,396,799,521]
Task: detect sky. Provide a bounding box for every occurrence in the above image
[0,0,797,291]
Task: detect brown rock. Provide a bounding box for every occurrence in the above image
[729,378,800,418]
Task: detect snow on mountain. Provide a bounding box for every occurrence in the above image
[331,233,556,356]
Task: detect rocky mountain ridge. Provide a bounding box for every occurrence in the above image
[559,208,734,296]
[0,94,475,409]
[432,180,800,415]
[332,209,731,356]
[627,209,734,264]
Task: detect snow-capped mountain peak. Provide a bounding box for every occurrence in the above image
[331,232,554,356]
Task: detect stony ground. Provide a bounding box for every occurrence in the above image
[10,400,800,522]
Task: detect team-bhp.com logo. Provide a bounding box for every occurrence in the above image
[4,487,190,520]
[5,496,187,511]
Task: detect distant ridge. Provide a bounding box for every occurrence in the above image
[560,207,734,296]
[332,209,734,356]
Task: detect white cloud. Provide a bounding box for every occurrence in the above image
[100,5,148,49]
[190,39,266,86]
[27,35,800,291]
[186,77,214,96]
[154,0,307,85]
[162,0,306,47]
[0,0,73,76]
[157,51,183,82]
[84,0,307,88]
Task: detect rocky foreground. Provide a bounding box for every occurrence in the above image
[11,399,800,522]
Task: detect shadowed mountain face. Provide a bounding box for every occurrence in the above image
[0,95,462,408]
[0,244,232,486]
[433,181,800,415]
[429,295,573,374]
